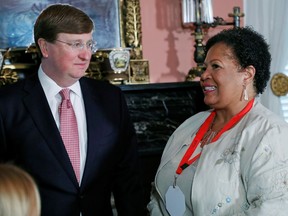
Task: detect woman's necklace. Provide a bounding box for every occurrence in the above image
[200,117,221,147]
[176,99,255,175]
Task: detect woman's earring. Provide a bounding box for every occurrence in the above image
[242,85,248,101]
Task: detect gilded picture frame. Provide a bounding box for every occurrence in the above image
[0,0,127,49]
[0,0,146,85]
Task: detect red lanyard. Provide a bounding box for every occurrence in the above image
[176,99,254,175]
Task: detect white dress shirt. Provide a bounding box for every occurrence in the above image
[38,65,87,185]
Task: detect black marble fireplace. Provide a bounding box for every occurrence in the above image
[120,81,209,207]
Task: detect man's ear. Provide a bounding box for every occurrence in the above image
[37,38,48,58]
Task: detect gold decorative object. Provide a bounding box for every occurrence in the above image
[109,49,130,72]
[129,59,149,83]
[125,0,143,59]
[0,68,19,86]
[108,48,131,84]
[87,0,149,84]
[87,48,131,84]
[181,1,244,81]
[85,61,102,80]
[270,73,288,96]
[123,0,150,84]
[186,65,204,81]
[0,45,40,85]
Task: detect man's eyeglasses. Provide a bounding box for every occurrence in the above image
[55,39,98,53]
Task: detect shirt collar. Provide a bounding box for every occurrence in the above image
[38,65,82,98]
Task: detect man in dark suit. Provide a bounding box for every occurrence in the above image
[0,4,145,216]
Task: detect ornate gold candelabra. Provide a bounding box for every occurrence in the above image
[181,0,244,81]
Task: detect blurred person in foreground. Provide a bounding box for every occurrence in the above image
[148,26,288,216]
[0,164,41,216]
[0,3,145,216]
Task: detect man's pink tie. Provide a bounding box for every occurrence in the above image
[59,88,80,183]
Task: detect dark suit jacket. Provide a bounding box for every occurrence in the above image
[0,75,145,216]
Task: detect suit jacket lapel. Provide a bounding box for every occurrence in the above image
[22,76,79,187]
[79,80,105,187]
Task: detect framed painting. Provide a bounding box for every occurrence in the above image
[0,0,123,49]
[0,0,146,85]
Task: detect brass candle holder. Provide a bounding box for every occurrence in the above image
[181,0,244,81]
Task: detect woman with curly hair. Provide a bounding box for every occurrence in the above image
[148,26,288,216]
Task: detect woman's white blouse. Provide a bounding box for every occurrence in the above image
[148,100,288,216]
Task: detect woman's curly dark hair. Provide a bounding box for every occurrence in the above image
[204,26,271,94]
